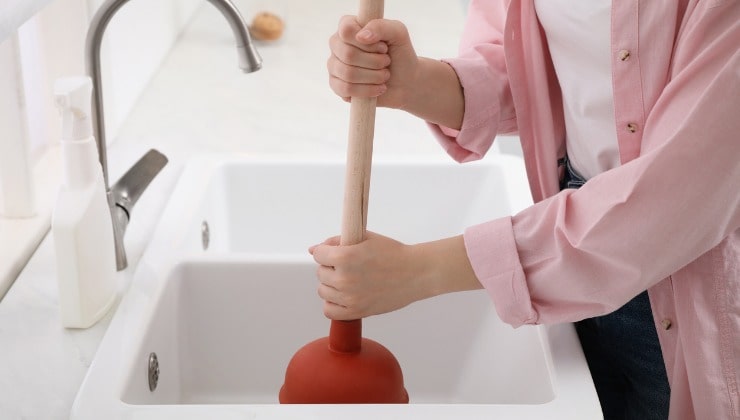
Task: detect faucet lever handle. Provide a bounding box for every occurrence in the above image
[110,149,168,214]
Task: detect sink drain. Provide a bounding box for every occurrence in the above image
[148,352,159,392]
[201,221,210,250]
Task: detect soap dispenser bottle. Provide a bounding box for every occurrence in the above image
[51,76,117,329]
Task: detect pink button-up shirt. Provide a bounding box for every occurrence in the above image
[430,1,740,419]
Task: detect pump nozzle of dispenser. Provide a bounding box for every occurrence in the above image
[54,77,93,142]
[53,77,100,190]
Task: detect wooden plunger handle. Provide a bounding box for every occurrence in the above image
[331,0,385,353]
[340,0,385,246]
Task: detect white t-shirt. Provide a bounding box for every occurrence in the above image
[534,0,619,180]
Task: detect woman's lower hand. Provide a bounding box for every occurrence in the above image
[309,231,426,320]
[309,231,482,320]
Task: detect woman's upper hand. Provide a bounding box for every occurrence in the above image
[327,16,419,110]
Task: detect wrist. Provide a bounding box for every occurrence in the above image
[401,57,464,130]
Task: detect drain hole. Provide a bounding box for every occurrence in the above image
[148,352,159,392]
[201,221,210,251]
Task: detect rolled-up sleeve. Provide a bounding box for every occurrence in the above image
[428,0,518,163]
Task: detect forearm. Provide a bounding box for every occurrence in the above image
[401,57,465,130]
[408,234,482,301]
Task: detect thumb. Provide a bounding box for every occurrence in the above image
[356,19,410,47]
[308,235,341,255]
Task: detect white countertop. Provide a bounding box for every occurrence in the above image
[0,1,468,418]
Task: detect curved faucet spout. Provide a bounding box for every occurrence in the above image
[207,0,263,73]
[84,0,262,270]
[85,0,262,187]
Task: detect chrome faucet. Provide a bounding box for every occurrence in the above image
[85,0,262,270]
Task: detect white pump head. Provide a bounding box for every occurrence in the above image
[54,77,93,141]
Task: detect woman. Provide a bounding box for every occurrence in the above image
[314,1,739,419]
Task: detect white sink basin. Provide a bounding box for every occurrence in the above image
[71,154,602,419]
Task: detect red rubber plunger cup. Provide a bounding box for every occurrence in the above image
[279,0,408,404]
[279,319,408,403]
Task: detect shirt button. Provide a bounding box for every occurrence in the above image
[627,123,639,133]
[661,319,673,330]
[618,49,631,61]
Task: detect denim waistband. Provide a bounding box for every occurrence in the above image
[559,156,587,190]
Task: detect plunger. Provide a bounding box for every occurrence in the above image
[279,0,408,404]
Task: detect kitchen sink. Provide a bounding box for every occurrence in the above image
[71,154,602,419]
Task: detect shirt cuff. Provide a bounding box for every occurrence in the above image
[426,57,517,163]
[463,216,538,327]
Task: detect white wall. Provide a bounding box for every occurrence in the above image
[3,0,201,191]
[0,0,56,43]
[88,0,200,143]
[17,0,89,159]
[0,35,35,218]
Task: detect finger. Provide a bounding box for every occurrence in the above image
[327,55,391,85]
[309,235,341,255]
[324,236,341,246]
[323,301,352,320]
[317,271,367,321]
[312,239,342,267]
[312,244,329,266]
[337,15,388,53]
[329,75,387,99]
[322,298,362,321]
[315,264,336,286]
[358,19,412,48]
[317,280,340,300]
[329,33,390,71]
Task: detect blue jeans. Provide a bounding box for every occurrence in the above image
[560,157,670,420]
